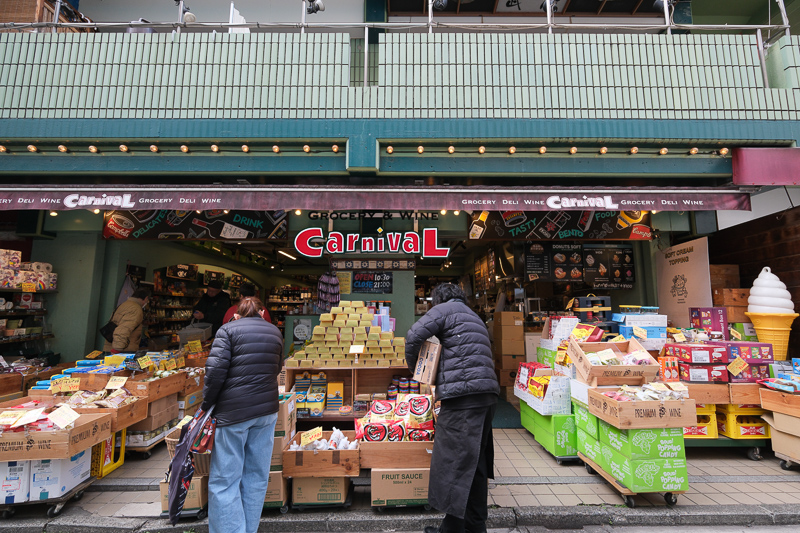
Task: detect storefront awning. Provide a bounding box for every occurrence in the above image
[733,148,800,186]
[0,185,751,212]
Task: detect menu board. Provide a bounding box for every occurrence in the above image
[525,242,552,282]
[352,271,393,294]
[468,210,652,241]
[552,244,583,282]
[166,263,199,281]
[583,244,635,289]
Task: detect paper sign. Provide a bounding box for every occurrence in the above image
[633,326,648,339]
[0,411,23,426]
[106,376,128,390]
[176,415,194,429]
[349,345,365,354]
[137,355,154,370]
[300,426,323,446]
[609,335,627,343]
[186,340,203,354]
[0,356,8,368]
[165,359,177,370]
[85,350,104,360]
[12,408,45,428]
[21,283,36,293]
[730,328,742,340]
[63,378,81,392]
[177,356,186,368]
[596,348,618,359]
[104,355,125,366]
[48,405,81,429]
[727,357,749,376]
[673,332,687,343]
[158,360,168,371]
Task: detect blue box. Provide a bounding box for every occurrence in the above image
[618,326,667,340]
[793,358,800,374]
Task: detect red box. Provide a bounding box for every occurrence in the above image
[664,343,729,364]
[707,341,773,363]
[728,364,771,383]
[690,308,729,340]
[679,363,729,383]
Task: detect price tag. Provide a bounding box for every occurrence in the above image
[165,359,177,370]
[49,377,65,392]
[186,340,203,354]
[349,345,365,354]
[300,426,323,447]
[158,360,168,371]
[632,326,648,339]
[48,405,81,429]
[176,415,194,429]
[63,378,81,393]
[104,355,125,367]
[727,357,749,376]
[730,328,742,340]
[609,335,627,343]
[21,283,36,293]
[0,411,23,427]
[137,355,154,370]
[177,356,186,368]
[85,350,104,360]
[673,332,687,343]
[106,376,128,390]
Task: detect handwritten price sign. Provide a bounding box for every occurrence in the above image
[106,376,128,390]
[137,355,154,370]
[21,283,36,293]
[165,359,177,370]
[186,340,203,354]
[300,426,323,447]
[177,356,186,368]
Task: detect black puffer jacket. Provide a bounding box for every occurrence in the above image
[406,298,499,401]
[202,317,283,427]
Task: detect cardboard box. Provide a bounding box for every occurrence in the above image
[679,363,729,383]
[569,379,591,407]
[759,388,800,417]
[768,425,800,463]
[577,428,604,471]
[496,368,517,388]
[587,388,697,429]
[0,413,111,461]
[728,364,771,384]
[664,343,728,364]
[127,402,180,432]
[412,341,441,385]
[30,450,91,500]
[618,326,667,340]
[73,396,148,433]
[359,441,433,469]
[604,448,689,493]
[263,470,288,509]
[160,475,208,512]
[494,324,524,342]
[533,422,577,458]
[370,468,429,507]
[177,391,202,411]
[514,368,572,416]
[763,412,800,437]
[685,383,730,404]
[494,311,524,327]
[708,341,773,363]
[282,431,359,477]
[598,420,685,460]
[568,338,659,386]
[148,393,178,417]
[611,314,668,328]
[274,393,297,440]
[712,288,750,306]
[730,322,758,342]
[690,307,729,339]
[573,401,599,440]
[498,354,525,371]
[493,337,525,356]
[178,404,200,420]
[291,476,349,505]
[725,306,750,324]
[0,460,29,504]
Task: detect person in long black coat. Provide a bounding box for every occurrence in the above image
[406,283,500,533]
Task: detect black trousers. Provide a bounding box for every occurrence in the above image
[437,403,495,533]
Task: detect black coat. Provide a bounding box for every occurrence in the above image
[202,316,283,427]
[405,298,500,401]
[193,291,232,335]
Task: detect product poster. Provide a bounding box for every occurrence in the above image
[552,244,583,282]
[468,210,652,241]
[583,244,635,289]
[525,243,553,282]
[336,272,353,295]
[656,237,713,328]
[103,210,288,240]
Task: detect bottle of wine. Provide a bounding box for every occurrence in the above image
[469,211,490,239]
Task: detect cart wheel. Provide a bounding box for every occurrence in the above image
[375,506,384,513]
[73,490,85,502]
[196,508,207,520]
[664,493,678,506]
[556,458,563,465]
[142,451,152,460]
[780,460,792,471]
[279,505,289,514]
[747,447,762,461]
[47,505,61,518]
[585,463,597,475]
[623,495,635,508]
[2,508,15,519]
[424,504,432,511]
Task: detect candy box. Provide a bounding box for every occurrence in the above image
[598,420,685,460]
[664,343,728,364]
[728,364,771,384]
[679,363,729,383]
[708,341,773,363]
[605,449,689,493]
[689,307,729,340]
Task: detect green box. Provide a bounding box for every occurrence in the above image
[731,322,759,342]
[530,410,575,436]
[537,346,557,367]
[598,420,685,460]
[577,428,605,471]
[605,447,689,493]
[535,425,577,458]
[573,401,599,440]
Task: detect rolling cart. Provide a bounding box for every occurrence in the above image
[775,451,798,471]
[578,453,684,508]
[684,437,768,461]
[0,476,95,519]
[159,505,208,521]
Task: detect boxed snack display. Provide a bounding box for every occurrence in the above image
[611,313,668,328]
[567,338,660,386]
[728,364,771,384]
[598,421,685,460]
[679,363,729,383]
[690,308,729,339]
[0,412,111,461]
[282,431,360,477]
[664,343,728,364]
[604,449,689,493]
[30,451,91,500]
[573,401,599,440]
[0,460,30,504]
[160,475,208,512]
[587,388,696,429]
[370,468,429,508]
[708,341,774,363]
[274,393,297,441]
[292,477,349,505]
[495,311,524,327]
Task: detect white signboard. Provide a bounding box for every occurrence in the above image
[656,237,713,328]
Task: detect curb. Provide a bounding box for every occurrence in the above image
[4,504,800,532]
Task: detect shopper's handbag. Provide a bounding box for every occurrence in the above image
[167,405,215,525]
[190,409,216,454]
[99,305,121,342]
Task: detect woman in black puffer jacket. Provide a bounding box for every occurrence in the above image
[203,297,283,533]
[406,283,499,533]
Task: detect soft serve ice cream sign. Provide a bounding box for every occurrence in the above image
[294,228,449,258]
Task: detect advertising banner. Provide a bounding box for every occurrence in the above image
[470,210,652,241]
[656,237,713,328]
[103,210,287,240]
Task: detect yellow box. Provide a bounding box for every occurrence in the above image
[340,327,354,335]
[366,340,379,347]
[326,326,340,333]
[354,326,367,334]
[354,334,368,342]
[333,320,347,328]
[340,301,353,308]
[357,321,372,327]
[361,312,374,319]
[394,359,406,367]
[367,333,381,341]
[330,347,344,355]
[350,301,365,308]
[393,338,406,347]
[379,339,392,347]
[306,345,317,354]
[300,360,313,368]
[338,341,352,348]
[307,351,321,359]
[285,359,300,368]
[333,354,345,360]
[320,313,333,322]
[335,314,349,321]
[315,347,330,354]
[364,360,379,367]
[324,334,338,341]
[311,334,325,342]
[369,327,382,334]
[344,320,357,328]
[367,347,382,354]
[381,347,394,354]
[331,307,343,314]
[325,341,338,347]
[294,352,307,360]
[380,332,394,340]
[312,326,326,335]
[377,360,391,367]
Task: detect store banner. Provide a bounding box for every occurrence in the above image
[0,186,751,212]
[655,237,713,328]
[470,210,652,241]
[102,209,288,240]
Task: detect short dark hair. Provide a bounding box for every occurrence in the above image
[239,282,256,298]
[431,283,466,306]
[132,288,151,300]
[237,297,265,318]
[207,279,223,290]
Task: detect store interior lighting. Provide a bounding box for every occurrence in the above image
[278,250,297,260]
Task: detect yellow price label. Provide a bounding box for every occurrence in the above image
[727,357,749,377]
[177,356,186,368]
[609,335,627,343]
[158,360,168,371]
[633,326,648,339]
[85,350,104,360]
[62,378,81,393]
[165,359,177,370]
[300,426,323,447]
[49,378,64,392]
[673,332,687,343]
[730,328,742,340]
[186,340,203,354]
[104,355,125,366]
[105,376,128,390]
[137,355,154,370]
[21,283,36,293]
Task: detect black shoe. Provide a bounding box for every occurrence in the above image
[423,527,439,533]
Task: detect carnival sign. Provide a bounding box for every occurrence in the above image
[294,228,449,258]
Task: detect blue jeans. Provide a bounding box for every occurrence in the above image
[208,413,278,533]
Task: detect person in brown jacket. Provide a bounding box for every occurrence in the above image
[103,288,151,353]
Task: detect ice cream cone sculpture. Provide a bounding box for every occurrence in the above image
[746,267,798,360]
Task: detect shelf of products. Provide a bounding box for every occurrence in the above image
[147,292,199,341]
[268,286,315,330]
[0,289,53,343]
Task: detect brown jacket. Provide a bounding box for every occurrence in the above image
[103,297,146,352]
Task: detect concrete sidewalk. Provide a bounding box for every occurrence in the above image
[3,428,800,532]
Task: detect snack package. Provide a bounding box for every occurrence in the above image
[397,394,434,429]
[387,421,406,442]
[407,428,435,441]
[363,422,391,441]
[368,400,395,422]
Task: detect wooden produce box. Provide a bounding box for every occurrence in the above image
[0,412,112,460]
[182,372,204,395]
[759,389,800,417]
[686,383,730,405]
[568,338,659,386]
[359,440,433,469]
[72,397,148,433]
[282,431,359,478]
[76,370,128,392]
[587,388,697,429]
[0,373,23,396]
[185,357,208,368]
[729,383,764,405]
[125,372,185,402]
[21,364,72,392]
[712,288,750,307]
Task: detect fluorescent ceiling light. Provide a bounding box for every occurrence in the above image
[278,250,297,260]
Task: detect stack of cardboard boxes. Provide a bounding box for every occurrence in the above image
[493,311,525,400]
[761,363,800,467]
[127,393,180,447]
[265,392,296,510]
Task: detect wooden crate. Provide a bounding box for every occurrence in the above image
[587,388,697,429]
[126,372,185,402]
[0,412,112,460]
[568,338,659,386]
[712,288,750,306]
[710,264,740,290]
[0,373,23,396]
[759,388,800,418]
[182,372,205,395]
[76,370,128,392]
[185,357,208,368]
[725,306,750,324]
[359,440,433,469]
[686,383,730,405]
[729,383,764,405]
[73,397,148,433]
[21,364,72,392]
[282,431,360,478]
